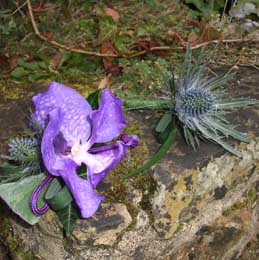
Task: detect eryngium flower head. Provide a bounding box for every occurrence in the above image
[9,137,38,161]
[173,48,258,157]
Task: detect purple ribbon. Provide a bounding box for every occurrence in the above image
[29,175,53,215]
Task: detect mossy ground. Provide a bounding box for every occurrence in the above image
[1,0,256,102]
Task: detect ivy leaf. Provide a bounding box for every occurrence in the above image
[0,174,45,225]
[55,202,80,236]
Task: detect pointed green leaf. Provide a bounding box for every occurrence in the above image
[215,98,259,109]
[207,73,235,90]
[45,179,73,211]
[0,174,45,225]
[58,51,72,69]
[56,202,79,236]
[124,99,170,110]
[209,119,250,143]
[28,73,49,82]
[155,112,172,133]
[87,89,101,109]
[195,121,242,157]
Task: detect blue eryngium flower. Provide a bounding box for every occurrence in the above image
[124,47,259,179]
[32,82,138,218]
[173,48,258,157]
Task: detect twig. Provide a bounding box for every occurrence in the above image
[224,51,243,76]
[240,63,259,72]
[12,1,27,16]
[26,0,118,58]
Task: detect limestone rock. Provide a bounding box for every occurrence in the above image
[72,203,132,247]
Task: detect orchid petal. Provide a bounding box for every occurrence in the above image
[59,160,104,218]
[33,82,92,143]
[41,109,66,176]
[90,89,127,144]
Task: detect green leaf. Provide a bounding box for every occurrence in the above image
[0,174,45,225]
[11,67,28,79]
[18,58,41,70]
[56,202,79,236]
[38,61,48,70]
[124,99,170,110]
[207,73,235,90]
[87,89,101,109]
[28,73,49,82]
[58,51,72,68]
[45,178,73,211]
[64,53,99,73]
[155,112,172,133]
[195,121,242,157]
[208,119,250,143]
[156,117,176,144]
[98,16,117,43]
[34,51,50,64]
[215,98,259,109]
[0,162,37,184]
[125,127,178,179]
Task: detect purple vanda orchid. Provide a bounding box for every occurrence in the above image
[32,82,138,218]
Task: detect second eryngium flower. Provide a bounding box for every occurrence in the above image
[125,47,259,178]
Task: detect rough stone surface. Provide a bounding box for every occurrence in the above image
[72,203,132,247]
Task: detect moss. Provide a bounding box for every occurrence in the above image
[0,79,31,100]
[223,187,257,217]
[223,201,247,217]
[247,187,257,204]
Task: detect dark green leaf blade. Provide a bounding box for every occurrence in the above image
[87,89,102,109]
[155,112,172,133]
[124,99,170,110]
[45,178,73,211]
[56,202,80,236]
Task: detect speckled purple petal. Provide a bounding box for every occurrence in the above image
[59,160,104,218]
[90,89,127,144]
[41,108,66,176]
[33,82,92,143]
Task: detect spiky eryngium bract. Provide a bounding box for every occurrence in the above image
[173,47,259,157]
[8,137,40,172]
[0,137,41,183]
[9,137,38,160]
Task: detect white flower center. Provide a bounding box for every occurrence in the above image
[70,142,90,165]
[71,144,81,156]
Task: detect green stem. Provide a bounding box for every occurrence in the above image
[124,127,178,179]
[124,99,170,110]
